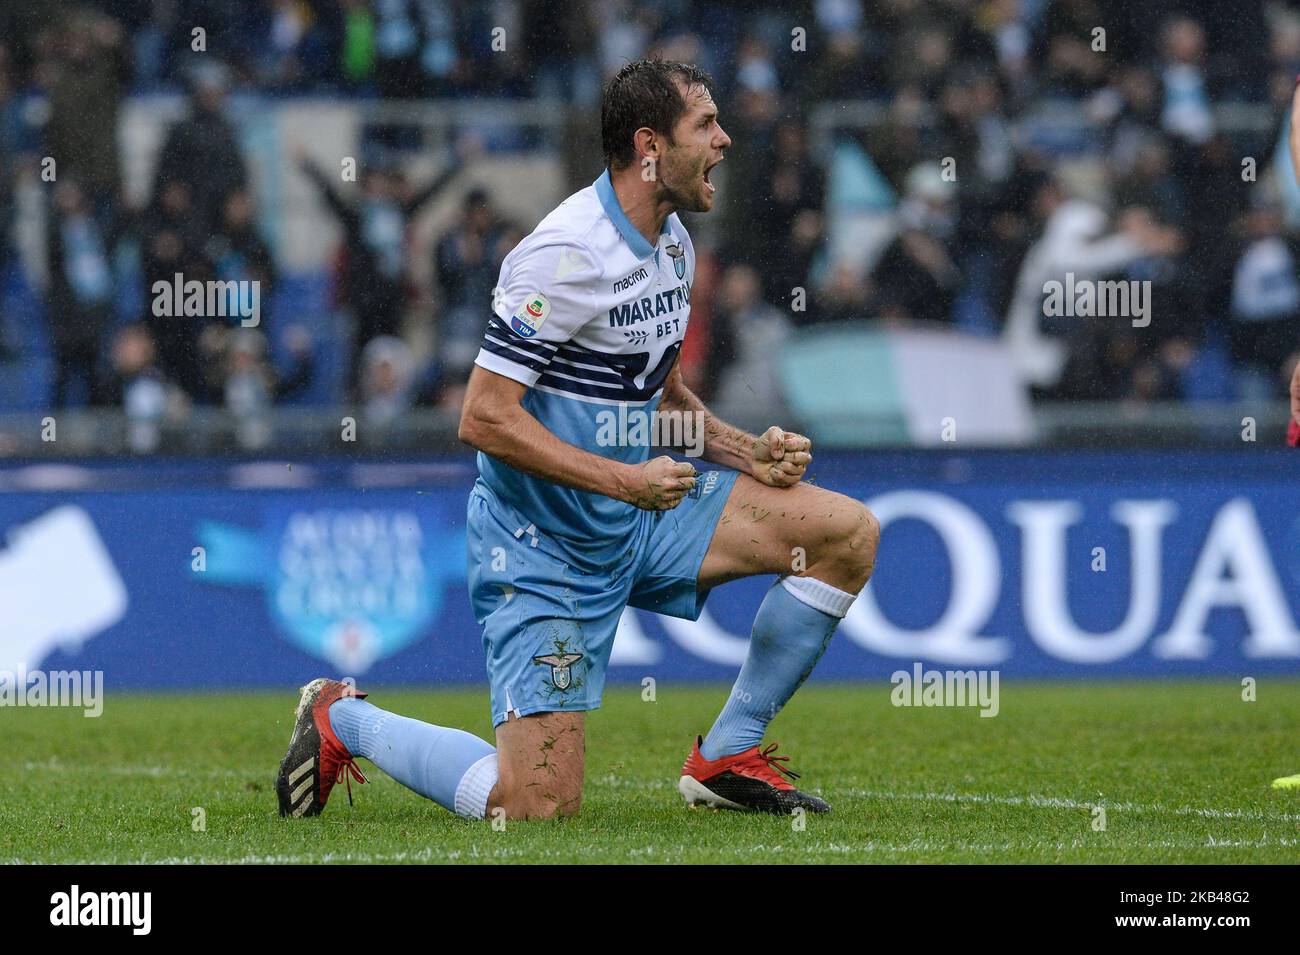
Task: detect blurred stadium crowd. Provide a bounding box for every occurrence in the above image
[1,0,1299,450]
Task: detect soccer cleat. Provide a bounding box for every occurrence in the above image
[276,678,369,818]
[678,736,831,815]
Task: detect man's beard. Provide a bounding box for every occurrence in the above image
[659,161,708,213]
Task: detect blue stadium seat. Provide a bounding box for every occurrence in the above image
[1182,332,1235,402]
[0,259,53,410]
[268,272,343,405]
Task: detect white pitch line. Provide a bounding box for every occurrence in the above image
[847,788,1300,823]
[8,836,1299,866]
[17,761,1300,827]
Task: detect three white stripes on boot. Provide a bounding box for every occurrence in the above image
[287,757,316,817]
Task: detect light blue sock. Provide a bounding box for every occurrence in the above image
[701,576,856,760]
[329,698,498,818]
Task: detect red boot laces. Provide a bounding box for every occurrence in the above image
[736,743,801,785]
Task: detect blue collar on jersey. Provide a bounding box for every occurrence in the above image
[595,169,670,261]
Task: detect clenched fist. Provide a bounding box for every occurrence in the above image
[621,455,698,511]
[751,426,812,488]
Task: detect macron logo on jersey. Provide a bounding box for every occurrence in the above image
[509,293,551,338]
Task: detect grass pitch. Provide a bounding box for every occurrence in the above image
[5,681,1300,864]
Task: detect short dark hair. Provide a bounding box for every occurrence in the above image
[601,59,715,171]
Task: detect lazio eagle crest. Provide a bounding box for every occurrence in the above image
[665,242,686,279]
[533,651,584,690]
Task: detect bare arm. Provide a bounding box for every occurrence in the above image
[657,358,811,487]
[458,365,697,510]
[656,357,755,472]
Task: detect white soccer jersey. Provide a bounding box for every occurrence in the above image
[472,170,696,559]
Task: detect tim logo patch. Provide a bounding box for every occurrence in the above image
[510,293,551,338]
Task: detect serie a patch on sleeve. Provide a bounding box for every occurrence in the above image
[509,292,551,338]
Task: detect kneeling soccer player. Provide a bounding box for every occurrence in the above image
[277,59,880,821]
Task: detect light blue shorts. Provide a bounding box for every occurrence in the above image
[466,470,738,726]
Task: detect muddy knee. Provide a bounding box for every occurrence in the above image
[491,710,586,820]
[826,501,879,590]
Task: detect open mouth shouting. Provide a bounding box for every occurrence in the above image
[704,157,722,195]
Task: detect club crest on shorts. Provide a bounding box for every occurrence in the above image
[510,292,551,338]
[666,242,686,279]
[533,651,583,690]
